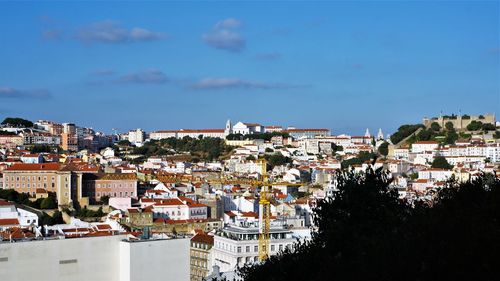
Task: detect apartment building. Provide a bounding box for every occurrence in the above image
[190,233,214,281]
[61,123,78,152]
[211,225,295,272]
[2,163,74,206]
[82,173,138,203]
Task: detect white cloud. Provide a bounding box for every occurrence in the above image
[0,87,51,99]
[116,70,168,84]
[203,18,245,52]
[75,20,166,44]
[190,78,304,90]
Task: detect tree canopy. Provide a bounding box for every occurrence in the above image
[430,122,441,132]
[431,156,453,169]
[377,142,389,156]
[467,121,483,131]
[131,137,234,161]
[390,124,424,144]
[1,117,33,128]
[238,170,500,281]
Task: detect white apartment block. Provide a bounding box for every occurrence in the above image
[211,225,295,273]
[411,141,439,153]
[128,128,146,144]
[418,169,453,181]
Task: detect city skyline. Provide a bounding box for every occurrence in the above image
[0,1,498,134]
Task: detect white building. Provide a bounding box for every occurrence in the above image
[231,122,264,135]
[0,200,38,228]
[0,235,190,281]
[211,225,295,273]
[418,169,453,181]
[128,128,146,144]
[411,141,439,153]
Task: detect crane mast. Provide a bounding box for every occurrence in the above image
[257,159,271,261]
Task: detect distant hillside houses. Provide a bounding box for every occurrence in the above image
[149,119,331,141]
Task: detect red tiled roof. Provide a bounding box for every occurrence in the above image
[0,200,14,206]
[0,218,20,226]
[5,163,62,171]
[191,233,214,245]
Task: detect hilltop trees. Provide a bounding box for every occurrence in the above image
[1,117,33,128]
[431,156,453,169]
[377,142,389,156]
[390,124,424,144]
[430,122,441,132]
[238,170,500,281]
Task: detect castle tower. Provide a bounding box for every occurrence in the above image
[364,128,371,138]
[377,128,384,140]
[224,119,232,136]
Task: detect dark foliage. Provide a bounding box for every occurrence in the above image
[30,144,61,153]
[39,210,64,226]
[264,153,292,169]
[377,142,389,156]
[1,117,33,128]
[390,124,424,144]
[431,156,453,169]
[430,122,441,132]
[132,137,233,161]
[467,121,483,131]
[341,151,377,169]
[239,170,500,281]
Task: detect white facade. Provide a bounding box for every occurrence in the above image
[0,235,190,281]
[418,169,453,181]
[411,141,439,153]
[232,122,263,135]
[211,226,295,273]
[128,129,146,144]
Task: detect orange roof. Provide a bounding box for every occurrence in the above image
[0,218,20,226]
[0,200,14,206]
[179,129,224,133]
[191,233,214,245]
[5,163,62,171]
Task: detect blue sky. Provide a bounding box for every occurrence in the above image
[0,1,498,135]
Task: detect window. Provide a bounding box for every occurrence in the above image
[254,245,258,252]
[246,246,250,252]
[237,246,241,253]
[271,245,275,252]
[279,244,283,251]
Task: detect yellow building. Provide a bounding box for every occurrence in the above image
[190,233,214,281]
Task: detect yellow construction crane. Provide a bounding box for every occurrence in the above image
[205,159,303,261]
[257,159,271,261]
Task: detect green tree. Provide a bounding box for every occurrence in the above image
[430,122,441,132]
[482,123,495,131]
[377,142,389,156]
[117,140,132,146]
[1,117,33,127]
[246,155,256,161]
[31,144,56,153]
[239,171,500,281]
[431,156,453,169]
[265,153,292,168]
[467,121,483,131]
[40,196,57,209]
[99,195,110,205]
[444,130,458,145]
[445,121,454,131]
[416,129,434,141]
